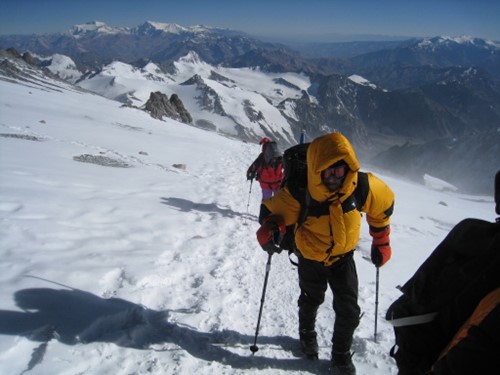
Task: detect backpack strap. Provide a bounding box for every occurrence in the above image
[284,171,370,266]
[297,189,311,226]
[298,171,369,223]
[353,171,369,210]
[387,312,438,327]
[283,186,310,267]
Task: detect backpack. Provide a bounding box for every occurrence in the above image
[263,141,281,164]
[281,143,309,199]
[386,217,500,375]
[278,143,369,254]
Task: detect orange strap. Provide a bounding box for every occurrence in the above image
[437,287,500,361]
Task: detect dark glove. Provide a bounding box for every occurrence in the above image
[247,170,255,181]
[256,215,286,254]
[370,226,391,267]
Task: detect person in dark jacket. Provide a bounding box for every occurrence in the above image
[429,170,500,375]
[247,137,284,201]
[385,170,499,375]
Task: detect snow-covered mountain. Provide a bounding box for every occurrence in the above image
[69,21,130,38]
[69,20,237,38]
[2,22,499,77]
[9,45,497,195]
[2,22,499,142]
[349,34,500,81]
[74,51,312,145]
[0,20,275,73]
[43,54,82,83]
[1,39,497,375]
[416,35,500,51]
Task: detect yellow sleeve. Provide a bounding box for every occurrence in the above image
[363,173,395,228]
[262,187,301,226]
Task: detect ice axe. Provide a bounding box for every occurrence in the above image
[250,251,273,354]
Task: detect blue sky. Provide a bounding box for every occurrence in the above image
[1,0,499,41]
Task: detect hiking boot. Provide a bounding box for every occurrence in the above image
[331,351,356,375]
[299,329,319,359]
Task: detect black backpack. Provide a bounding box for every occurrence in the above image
[263,141,281,164]
[278,143,309,252]
[386,218,500,375]
[278,143,369,254]
[281,143,309,199]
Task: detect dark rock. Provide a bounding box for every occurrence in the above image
[144,91,192,124]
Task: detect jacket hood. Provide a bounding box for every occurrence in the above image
[307,133,360,202]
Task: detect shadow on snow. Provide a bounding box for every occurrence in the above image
[160,197,258,222]
[0,287,330,373]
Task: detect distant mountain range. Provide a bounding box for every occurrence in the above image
[3,21,499,76]
[0,21,277,71]
[1,21,499,194]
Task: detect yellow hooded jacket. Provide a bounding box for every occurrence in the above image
[262,133,394,266]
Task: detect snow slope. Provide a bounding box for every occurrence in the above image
[0,64,496,375]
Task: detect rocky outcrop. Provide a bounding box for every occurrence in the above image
[22,51,39,66]
[144,91,192,124]
[169,94,192,123]
[181,74,227,116]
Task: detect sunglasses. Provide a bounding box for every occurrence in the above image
[322,165,346,179]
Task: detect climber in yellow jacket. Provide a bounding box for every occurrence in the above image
[256,132,395,375]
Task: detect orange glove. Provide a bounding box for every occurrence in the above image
[256,215,286,254]
[370,226,391,267]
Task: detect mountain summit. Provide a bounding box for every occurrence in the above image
[69,21,129,38]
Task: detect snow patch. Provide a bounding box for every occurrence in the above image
[424,174,459,192]
[46,54,82,84]
[348,74,377,89]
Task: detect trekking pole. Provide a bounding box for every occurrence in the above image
[250,251,273,354]
[244,179,253,223]
[374,266,380,343]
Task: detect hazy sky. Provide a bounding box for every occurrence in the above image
[1,0,499,41]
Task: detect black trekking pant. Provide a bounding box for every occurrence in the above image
[297,252,360,353]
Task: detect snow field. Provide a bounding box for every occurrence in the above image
[0,70,496,374]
